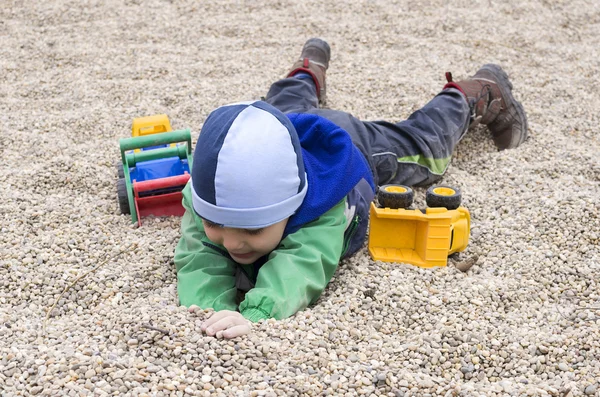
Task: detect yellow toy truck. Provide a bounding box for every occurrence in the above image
[368,185,470,268]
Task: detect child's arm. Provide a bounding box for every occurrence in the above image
[239,199,347,322]
[174,184,238,312]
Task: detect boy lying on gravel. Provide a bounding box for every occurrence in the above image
[174,38,528,339]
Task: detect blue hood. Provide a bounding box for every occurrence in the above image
[284,113,375,236]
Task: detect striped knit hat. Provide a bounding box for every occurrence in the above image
[190,101,307,228]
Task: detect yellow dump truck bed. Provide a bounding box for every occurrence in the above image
[368,203,470,268]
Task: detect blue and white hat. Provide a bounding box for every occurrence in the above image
[191,101,307,228]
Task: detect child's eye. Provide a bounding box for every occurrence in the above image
[244,228,264,236]
[203,220,221,229]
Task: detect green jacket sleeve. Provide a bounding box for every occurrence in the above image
[174,184,238,311]
[239,199,347,322]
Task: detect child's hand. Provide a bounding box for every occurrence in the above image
[200,310,251,339]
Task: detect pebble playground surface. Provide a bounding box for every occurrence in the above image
[1,0,599,396]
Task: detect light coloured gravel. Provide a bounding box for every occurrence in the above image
[1,0,599,396]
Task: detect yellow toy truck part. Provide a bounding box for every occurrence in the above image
[132,114,172,137]
[131,114,174,153]
[368,185,471,268]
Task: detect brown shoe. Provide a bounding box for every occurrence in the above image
[445,64,528,150]
[287,38,331,104]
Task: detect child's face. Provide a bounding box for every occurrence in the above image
[202,218,289,264]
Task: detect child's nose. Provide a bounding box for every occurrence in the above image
[222,234,245,251]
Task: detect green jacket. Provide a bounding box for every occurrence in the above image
[174,184,347,322]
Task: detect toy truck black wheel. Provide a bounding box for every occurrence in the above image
[426,185,461,210]
[117,178,130,214]
[378,185,414,209]
[115,161,125,179]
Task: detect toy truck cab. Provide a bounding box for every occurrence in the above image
[368,185,471,268]
[117,115,193,226]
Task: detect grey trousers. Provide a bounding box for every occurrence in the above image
[265,77,470,187]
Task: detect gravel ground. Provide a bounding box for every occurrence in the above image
[1,0,600,396]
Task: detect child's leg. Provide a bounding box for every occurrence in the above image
[265,38,330,113]
[362,64,528,186]
[367,87,471,187]
[308,88,468,187]
[265,77,320,113]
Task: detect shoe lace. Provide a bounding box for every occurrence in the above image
[469,84,492,117]
[446,72,492,118]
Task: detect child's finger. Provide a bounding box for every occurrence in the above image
[200,310,236,331]
[204,316,239,336]
[222,323,252,339]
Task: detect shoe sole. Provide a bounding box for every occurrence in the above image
[480,64,529,149]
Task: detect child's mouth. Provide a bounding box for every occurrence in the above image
[231,251,255,259]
